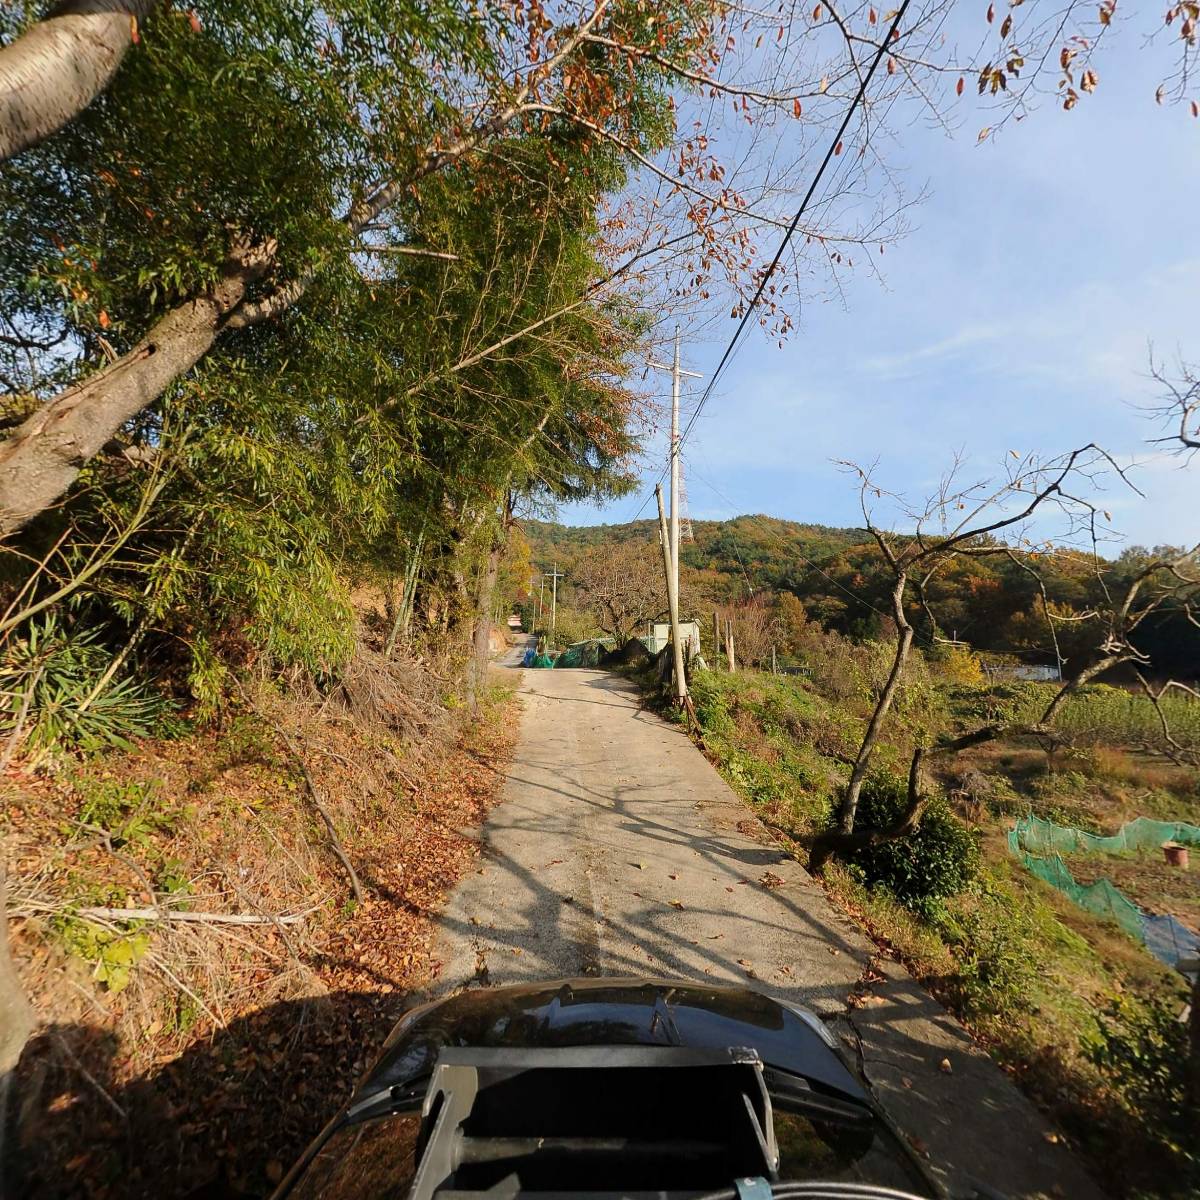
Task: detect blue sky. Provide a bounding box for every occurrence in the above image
[560,19,1200,550]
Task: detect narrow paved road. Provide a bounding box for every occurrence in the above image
[431,655,1105,1200]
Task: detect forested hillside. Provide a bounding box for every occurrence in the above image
[525,516,1200,678]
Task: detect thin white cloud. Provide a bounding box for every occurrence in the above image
[860,324,1002,380]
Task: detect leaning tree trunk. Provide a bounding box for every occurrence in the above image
[0,1,157,164]
[837,571,913,835]
[0,238,274,535]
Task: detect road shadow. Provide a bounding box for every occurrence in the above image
[8,989,413,1200]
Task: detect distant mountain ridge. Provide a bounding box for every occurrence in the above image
[520,515,867,590]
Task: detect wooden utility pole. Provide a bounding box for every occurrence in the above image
[655,485,687,706]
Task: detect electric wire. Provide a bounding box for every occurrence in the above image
[630,0,914,523]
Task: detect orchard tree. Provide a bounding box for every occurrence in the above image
[810,448,1200,870]
[572,541,665,641]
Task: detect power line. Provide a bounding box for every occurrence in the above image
[678,0,912,455]
[631,0,913,521]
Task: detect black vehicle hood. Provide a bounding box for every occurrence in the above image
[359,977,866,1102]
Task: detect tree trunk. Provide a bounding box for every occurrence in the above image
[0,2,157,164]
[384,530,425,659]
[811,747,926,873]
[469,532,506,712]
[837,571,913,834]
[0,239,273,535]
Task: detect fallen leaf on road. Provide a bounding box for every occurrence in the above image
[901,1077,913,1089]
[633,862,645,870]
[759,871,785,889]
[737,958,753,967]
[708,933,724,940]
[1044,1132,1060,1145]
[938,1058,952,1074]
[668,899,684,909]
[725,886,734,893]
[668,873,678,880]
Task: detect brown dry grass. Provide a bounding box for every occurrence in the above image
[3,657,519,1200]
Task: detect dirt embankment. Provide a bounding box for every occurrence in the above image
[3,664,518,1199]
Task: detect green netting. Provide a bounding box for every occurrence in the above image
[531,654,555,668]
[1014,813,1200,856]
[551,639,611,668]
[1010,840,1145,940]
[1008,813,1200,947]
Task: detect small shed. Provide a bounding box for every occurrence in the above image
[647,620,701,656]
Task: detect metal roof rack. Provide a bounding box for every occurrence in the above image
[408,1045,780,1200]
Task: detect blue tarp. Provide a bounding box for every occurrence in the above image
[1141,913,1200,974]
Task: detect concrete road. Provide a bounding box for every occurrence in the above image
[430,663,1106,1200]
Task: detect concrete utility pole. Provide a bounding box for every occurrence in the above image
[655,485,687,706]
[544,563,564,648]
[649,329,702,701]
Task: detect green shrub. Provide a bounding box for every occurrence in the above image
[52,914,151,995]
[849,772,980,917]
[946,680,1047,727]
[75,777,180,846]
[690,672,735,736]
[0,615,174,761]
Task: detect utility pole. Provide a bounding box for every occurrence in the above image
[655,485,687,706]
[543,563,563,648]
[649,329,702,697]
[538,573,546,628]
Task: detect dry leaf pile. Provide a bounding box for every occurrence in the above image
[4,671,518,1199]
